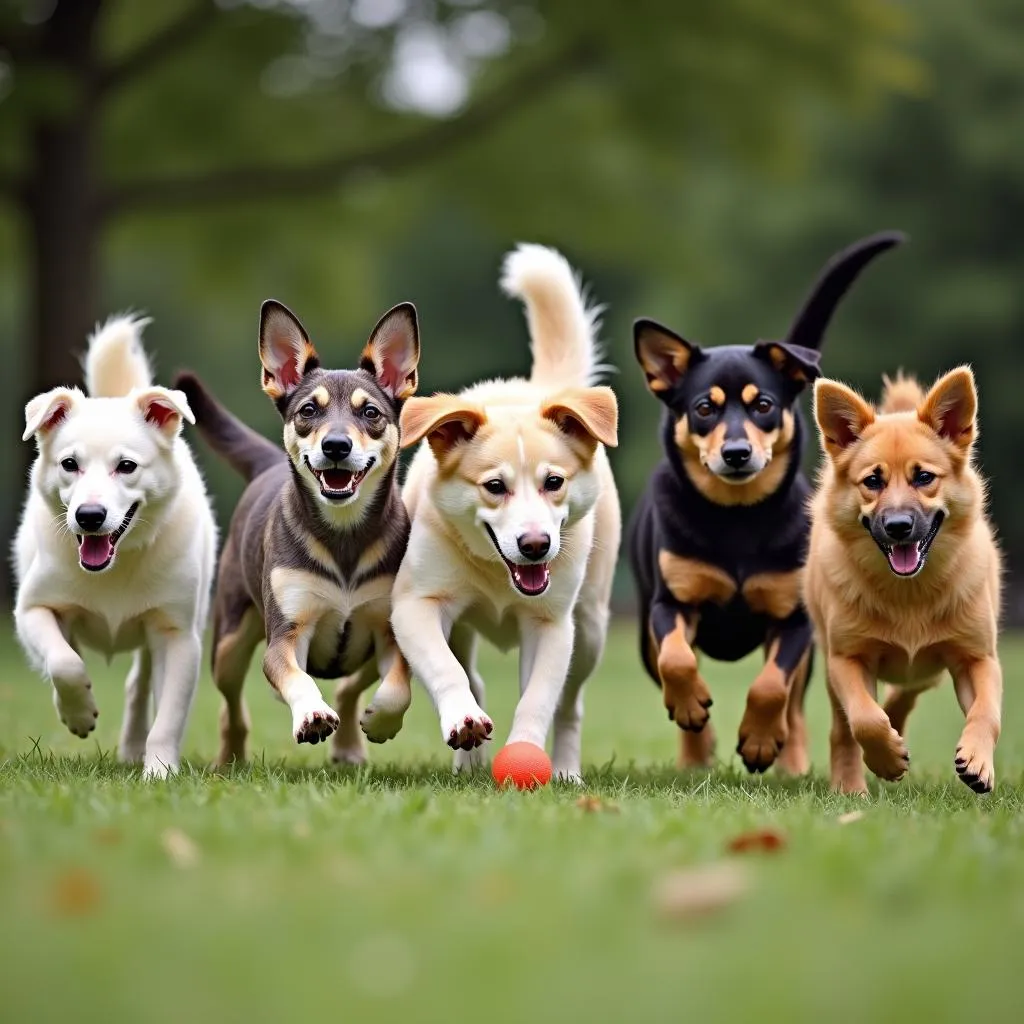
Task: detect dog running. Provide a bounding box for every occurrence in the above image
[15,316,216,778]
[806,367,1002,793]
[628,232,903,774]
[174,300,420,765]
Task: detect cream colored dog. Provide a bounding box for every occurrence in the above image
[390,244,621,781]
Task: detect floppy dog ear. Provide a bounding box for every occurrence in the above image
[22,387,81,442]
[401,395,487,458]
[259,300,319,403]
[361,302,420,402]
[541,386,619,453]
[136,387,195,438]
[814,380,875,458]
[634,319,703,397]
[918,366,977,452]
[753,341,822,391]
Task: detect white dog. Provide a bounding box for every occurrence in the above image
[14,316,216,778]
[391,244,621,781]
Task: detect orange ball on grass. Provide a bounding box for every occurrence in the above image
[492,742,553,790]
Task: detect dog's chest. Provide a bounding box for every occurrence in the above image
[458,600,522,652]
[66,608,148,653]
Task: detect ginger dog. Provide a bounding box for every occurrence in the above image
[806,367,1002,794]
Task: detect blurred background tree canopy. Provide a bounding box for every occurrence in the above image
[2,0,1020,616]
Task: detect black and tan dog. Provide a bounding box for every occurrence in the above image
[174,300,419,765]
[628,232,903,774]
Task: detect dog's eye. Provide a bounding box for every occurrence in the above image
[483,479,507,496]
[363,405,381,421]
[862,473,885,491]
[754,396,774,415]
[60,457,78,473]
[543,474,564,492]
[298,402,319,418]
[913,469,936,488]
[116,459,138,475]
[694,399,715,418]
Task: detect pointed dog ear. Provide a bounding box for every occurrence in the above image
[23,387,81,442]
[541,386,618,454]
[918,366,977,452]
[259,300,320,403]
[814,379,875,458]
[753,341,822,392]
[634,318,703,397]
[361,302,420,402]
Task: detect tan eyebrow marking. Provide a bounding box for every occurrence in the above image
[709,386,726,407]
[311,386,330,407]
[742,384,759,404]
[351,388,370,411]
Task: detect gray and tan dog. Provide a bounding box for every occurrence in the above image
[174,300,419,765]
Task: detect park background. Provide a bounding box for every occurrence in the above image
[1,0,1023,618]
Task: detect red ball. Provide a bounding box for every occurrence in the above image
[492,742,553,790]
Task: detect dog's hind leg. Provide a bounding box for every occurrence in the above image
[450,625,488,773]
[213,605,263,766]
[119,648,152,764]
[882,684,920,738]
[551,599,609,783]
[333,660,378,765]
[776,648,812,776]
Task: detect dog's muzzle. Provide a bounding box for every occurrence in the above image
[864,507,944,578]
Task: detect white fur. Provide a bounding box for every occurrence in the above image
[391,246,621,782]
[13,315,217,779]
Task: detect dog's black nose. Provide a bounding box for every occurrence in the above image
[517,532,551,561]
[321,435,353,462]
[721,440,752,469]
[883,512,915,541]
[75,504,107,532]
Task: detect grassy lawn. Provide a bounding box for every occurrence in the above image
[2,620,1023,1024]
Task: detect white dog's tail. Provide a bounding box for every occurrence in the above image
[500,243,607,390]
[84,314,153,397]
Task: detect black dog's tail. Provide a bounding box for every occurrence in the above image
[786,231,906,351]
[173,371,284,483]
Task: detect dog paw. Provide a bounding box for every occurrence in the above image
[360,698,407,745]
[53,682,99,739]
[439,698,493,751]
[291,698,340,745]
[453,745,489,773]
[142,751,178,780]
[954,735,994,794]
[330,741,367,766]
[666,675,713,732]
[857,723,910,782]
[552,766,584,785]
[736,683,788,773]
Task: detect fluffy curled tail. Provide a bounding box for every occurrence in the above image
[173,371,284,483]
[500,243,606,389]
[880,370,924,413]
[85,314,153,397]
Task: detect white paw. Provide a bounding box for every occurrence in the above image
[331,744,367,766]
[553,767,585,785]
[53,682,99,739]
[453,745,489,773]
[118,739,147,764]
[439,695,493,751]
[142,753,178,780]
[360,692,408,744]
[292,696,340,745]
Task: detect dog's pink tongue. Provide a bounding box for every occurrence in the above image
[889,543,922,575]
[515,563,549,594]
[80,534,114,568]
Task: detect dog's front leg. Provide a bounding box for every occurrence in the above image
[359,628,413,745]
[391,596,493,750]
[952,655,1002,793]
[827,654,909,792]
[649,597,711,734]
[16,605,98,739]
[263,624,340,746]
[736,613,812,774]
[142,624,202,778]
[507,617,575,756]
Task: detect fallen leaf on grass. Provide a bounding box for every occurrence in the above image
[92,826,121,846]
[837,810,865,825]
[726,828,787,854]
[576,795,620,814]
[654,862,748,921]
[51,867,102,917]
[161,828,200,869]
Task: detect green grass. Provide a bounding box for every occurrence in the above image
[2,622,1023,1024]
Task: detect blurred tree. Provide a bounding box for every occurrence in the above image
[0,0,918,600]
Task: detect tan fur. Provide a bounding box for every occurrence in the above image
[805,366,1003,794]
[742,569,802,620]
[879,371,923,413]
[655,615,712,733]
[741,383,760,405]
[709,385,726,407]
[658,550,737,605]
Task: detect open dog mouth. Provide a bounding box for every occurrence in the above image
[875,513,944,578]
[484,525,550,597]
[306,457,374,501]
[76,503,139,572]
